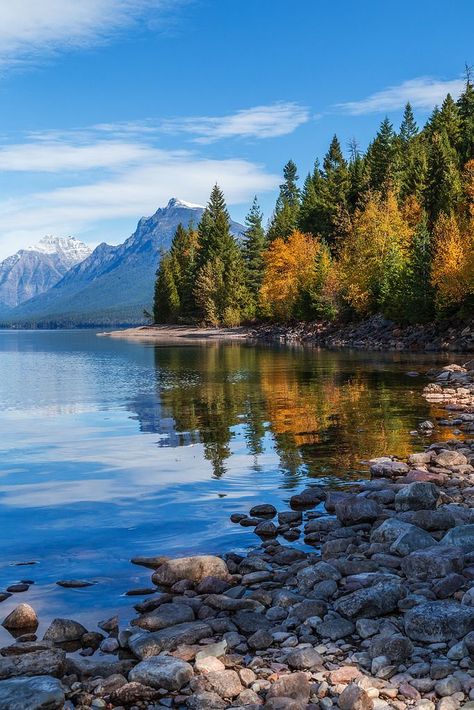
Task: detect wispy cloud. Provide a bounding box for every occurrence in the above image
[0,0,185,69]
[161,102,311,142]
[337,77,465,115]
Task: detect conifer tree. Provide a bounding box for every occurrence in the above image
[399,103,418,143]
[424,131,462,223]
[458,77,474,164]
[430,94,462,150]
[319,135,350,245]
[403,216,435,322]
[153,251,179,323]
[267,160,300,241]
[347,139,369,211]
[242,197,266,308]
[366,117,399,194]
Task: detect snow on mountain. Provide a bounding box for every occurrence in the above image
[0,236,92,310]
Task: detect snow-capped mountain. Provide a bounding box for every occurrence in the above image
[0,236,92,311]
[10,198,245,326]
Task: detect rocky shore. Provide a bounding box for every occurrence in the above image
[3,368,474,710]
[253,317,474,353]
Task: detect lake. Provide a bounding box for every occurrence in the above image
[0,330,456,639]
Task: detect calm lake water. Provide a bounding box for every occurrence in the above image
[0,330,458,638]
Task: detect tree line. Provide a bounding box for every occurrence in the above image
[154,75,474,326]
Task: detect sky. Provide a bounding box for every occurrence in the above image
[0,0,472,259]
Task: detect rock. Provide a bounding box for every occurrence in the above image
[266,672,310,702]
[370,635,413,662]
[204,670,243,698]
[315,617,355,640]
[110,682,161,705]
[98,615,119,632]
[129,654,193,690]
[43,618,87,643]
[129,621,212,659]
[6,585,29,593]
[286,647,322,669]
[195,655,225,673]
[248,629,273,649]
[0,649,65,679]
[195,640,227,660]
[328,666,362,683]
[405,601,474,642]
[65,656,134,678]
[2,604,38,631]
[264,698,302,710]
[0,675,65,709]
[390,526,437,556]
[334,582,404,619]
[370,461,409,478]
[394,482,439,512]
[249,504,277,518]
[401,546,464,580]
[100,637,119,653]
[132,602,195,631]
[434,676,462,697]
[441,525,474,552]
[371,519,414,543]
[55,579,95,588]
[290,487,324,509]
[433,450,468,467]
[339,683,374,710]
[152,556,229,586]
[196,577,230,595]
[398,509,456,531]
[335,495,382,525]
[186,691,227,709]
[278,511,302,525]
[255,521,278,538]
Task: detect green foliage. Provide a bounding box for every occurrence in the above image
[268,160,301,241]
[242,197,267,314]
[366,117,399,194]
[424,131,462,223]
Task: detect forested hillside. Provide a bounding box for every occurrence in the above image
[154,77,474,327]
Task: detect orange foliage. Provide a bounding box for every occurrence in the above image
[431,213,471,307]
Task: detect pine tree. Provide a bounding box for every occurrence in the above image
[193,185,249,325]
[267,160,300,241]
[430,94,462,150]
[424,131,462,223]
[399,102,418,143]
[347,139,369,211]
[366,117,399,194]
[169,223,199,319]
[458,77,474,164]
[153,251,180,323]
[319,135,350,245]
[242,197,266,308]
[404,216,435,323]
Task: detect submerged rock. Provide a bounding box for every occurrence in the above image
[2,604,38,632]
[43,618,87,643]
[0,675,64,710]
[152,556,229,586]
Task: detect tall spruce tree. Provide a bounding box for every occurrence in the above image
[267,160,300,241]
[193,184,249,325]
[242,197,266,308]
[319,135,350,245]
[366,117,399,194]
[153,251,179,323]
[458,78,474,164]
[399,103,418,143]
[424,131,462,223]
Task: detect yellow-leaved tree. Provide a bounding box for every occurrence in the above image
[339,191,412,316]
[431,213,472,310]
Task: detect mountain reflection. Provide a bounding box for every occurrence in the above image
[130,343,429,481]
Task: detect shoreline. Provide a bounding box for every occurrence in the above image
[1,365,474,708]
[100,316,474,353]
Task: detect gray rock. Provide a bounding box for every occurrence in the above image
[398,509,456,531]
[286,647,322,669]
[434,675,462,697]
[400,546,464,580]
[266,671,310,702]
[152,556,229,586]
[129,654,193,691]
[43,618,87,643]
[370,460,409,478]
[0,675,64,709]
[335,495,382,525]
[441,525,474,553]
[254,520,278,538]
[371,518,414,543]
[390,525,436,556]
[186,691,227,709]
[370,634,413,662]
[204,670,243,698]
[339,683,374,710]
[129,621,212,659]
[249,504,277,519]
[405,601,474,642]
[315,617,355,640]
[0,649,66,680]
[334,582,404,619]
[433,450,468,467]
[132,601,195,631]
[394,482,438,512]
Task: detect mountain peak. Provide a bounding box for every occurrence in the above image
[165,197,205,210]
[26,235,91,260]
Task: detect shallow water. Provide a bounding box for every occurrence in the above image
[0,330,459,638]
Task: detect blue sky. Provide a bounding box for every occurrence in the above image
[0,0,471,258]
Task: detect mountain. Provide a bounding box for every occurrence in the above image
[0,236,91,314]
[8,198,245,327]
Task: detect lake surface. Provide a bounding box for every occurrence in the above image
[0,330,458,638]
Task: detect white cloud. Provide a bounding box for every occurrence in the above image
[337,77,465,115]
[161,102,310,142]
[0,0,182,68]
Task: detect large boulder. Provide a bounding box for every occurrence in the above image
[394,482,438,512]
[129,655,193,691]
[132,602,195,631]
[370,461,409,479]
[390,526,436,556]
[0,675,64,710]
[43,618,87,643]
[333,582,404,619]
[0,650,66,680]
[405,601,474,642]
[129,621,211,659]
[441,525,474,553]
[371,519,413,544]
[335,495,382,525]
[401,546,464,580]
[2,604,38,632]
[152,556,229,586]
[433,450,468,468]
[398,509,456,531]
